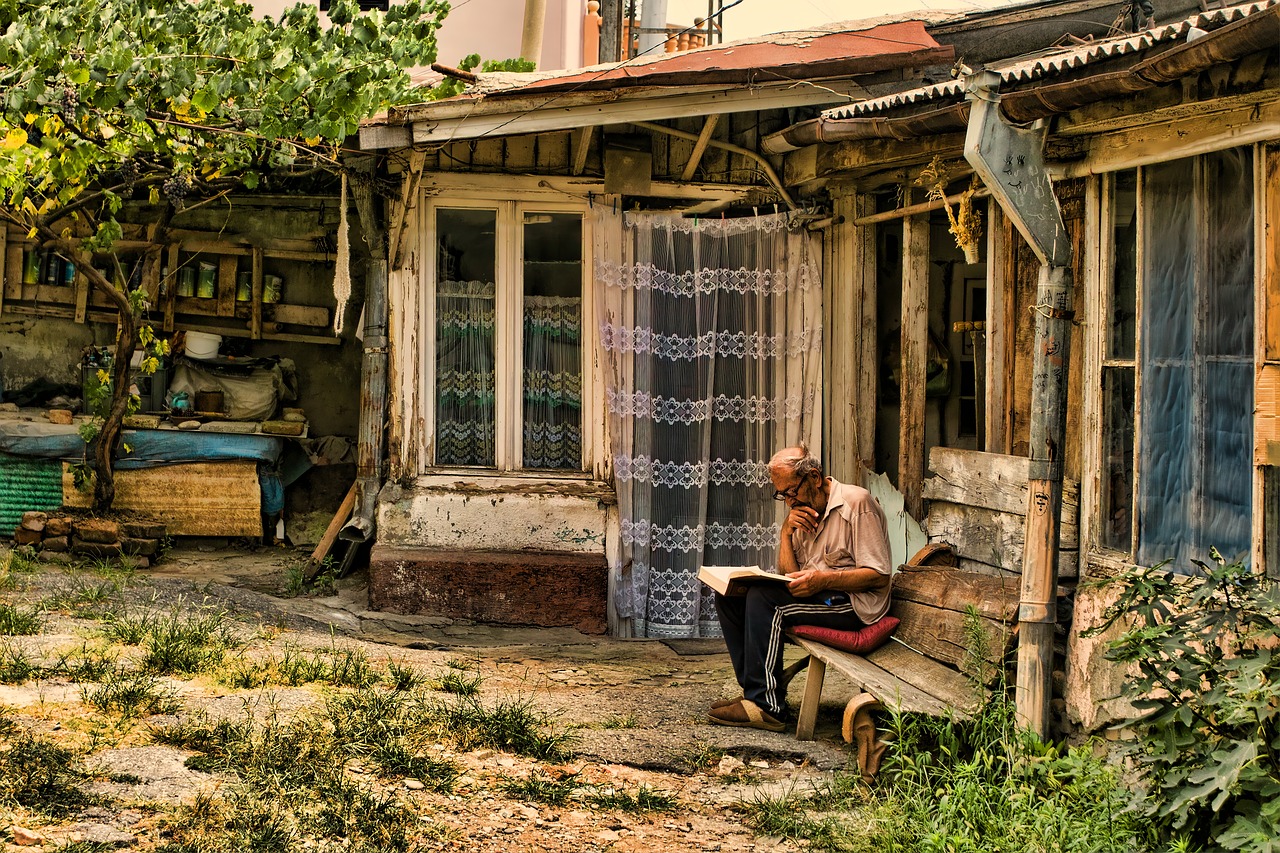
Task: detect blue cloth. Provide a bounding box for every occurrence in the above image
[0,420,283,468]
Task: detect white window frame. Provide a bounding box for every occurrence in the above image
[421,192,598,476]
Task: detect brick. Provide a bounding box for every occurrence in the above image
[369,546,608,635]
[71,539,123,557]
[75,519,120,544]
[121,522,166,540]
[19,511,47,532]
[44,517,72,537]
[121,538,159,557]
[40,536,69,552]
[14,527,42,546]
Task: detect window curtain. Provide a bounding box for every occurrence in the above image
[594,210,822,638]
[524,295,582,468]
[1138,149,1254,569]
[436,279,496,467]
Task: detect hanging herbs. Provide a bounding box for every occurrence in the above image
[915,157,984,264]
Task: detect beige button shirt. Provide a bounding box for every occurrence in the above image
[789,478,893,624]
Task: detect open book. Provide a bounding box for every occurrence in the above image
[698,565,793,597]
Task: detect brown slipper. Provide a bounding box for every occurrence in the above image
[708,698,786,732]
[710,695,742,710]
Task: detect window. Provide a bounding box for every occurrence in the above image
[1097,149,1254,570]
[427,201,587,472]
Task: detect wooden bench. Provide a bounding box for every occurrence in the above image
[786,557,1019,780]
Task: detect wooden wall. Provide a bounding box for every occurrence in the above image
[923,446,1079,579]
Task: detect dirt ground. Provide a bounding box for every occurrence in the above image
[0,543,865,852]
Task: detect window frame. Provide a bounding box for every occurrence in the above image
[1085,153,1260,569]
[421,193,597,476]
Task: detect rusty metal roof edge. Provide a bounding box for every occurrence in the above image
[823,0,1279,119]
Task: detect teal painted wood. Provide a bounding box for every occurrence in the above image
[0,453,63,534]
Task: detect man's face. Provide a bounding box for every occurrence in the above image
[771,469,822,511]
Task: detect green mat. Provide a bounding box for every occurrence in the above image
[0,454,64,534]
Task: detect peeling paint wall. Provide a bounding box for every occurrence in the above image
[377,477,610,554]
[0,317,108,397]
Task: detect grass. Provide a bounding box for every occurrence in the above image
[733,612,1145,853]
[430,669,483,696]
[597,712,639,729]
[83,669,181,718]
[0,601,43,635]
[501,769,678,814]
[141,608,236,674]
[217,642,381,690]
[428,693,574,760]
[675,741,727,772]
[0,708,94,818]
[0,639,39,684]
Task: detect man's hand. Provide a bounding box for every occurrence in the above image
[786,568,828,598]
[783,506,820,534]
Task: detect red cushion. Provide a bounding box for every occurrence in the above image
[790,617,900,655]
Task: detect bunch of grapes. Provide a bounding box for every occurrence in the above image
[162,174,191,205]
[59,84,79,115]
[120,158,139,190]
[69,47,86,62]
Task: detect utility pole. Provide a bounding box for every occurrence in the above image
[637,0,669,55]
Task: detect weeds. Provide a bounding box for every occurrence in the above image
[675,741,726,772]
[597,712,639,729]
[102,610,160,645]
[141,608,236,674]
[386,659,425,691]
[0,708,94,817]
[49,642,118,682]
[0,601,42,635]
[83,669,181,717]
[430,669,483,696]
[0,639,38,683]
[217,642,380,689]
[501,770,677,813]
[429,694,574,760]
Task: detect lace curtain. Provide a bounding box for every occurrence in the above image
[524,296,582,469]
[436,279,496,466]
[595,211,823,638]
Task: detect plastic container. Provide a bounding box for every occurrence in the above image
[196,262,217,298]
[185,331,222,360]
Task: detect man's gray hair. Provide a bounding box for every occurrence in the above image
[768,443,822,479]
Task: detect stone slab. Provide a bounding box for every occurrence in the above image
[76,519,120,544]
[370,546,609,635]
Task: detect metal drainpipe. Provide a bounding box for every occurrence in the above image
[963,69,1073,738]
[341,171,389,555]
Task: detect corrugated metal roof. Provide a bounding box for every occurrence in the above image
[825,0,1278,118]
[459,21,951,98]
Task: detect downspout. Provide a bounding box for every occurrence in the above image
[341,162,390,553]
[962,69,1072,738]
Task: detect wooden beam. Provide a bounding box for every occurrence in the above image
[73,266,89,324]
[5,243,24,305]
[390,149,426,270]
[986,204,1012,454]
[571,124,595,177]
[900,212,929,519]
[1075,99,1280,177]
[163,244,179,333]
[680,113,720,183]
[787,133,966,188]
[0,228,7,316]
[251,247,264,340]
[216,255,238,318]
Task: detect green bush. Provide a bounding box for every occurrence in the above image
[1093,553,1280,852]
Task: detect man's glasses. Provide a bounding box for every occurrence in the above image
[772,484,803,502]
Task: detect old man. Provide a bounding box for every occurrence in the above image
[709,444,892,731]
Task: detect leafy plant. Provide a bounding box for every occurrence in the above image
[0,0,445,511]
[427,54,536,99]
[1091,552,1280,851]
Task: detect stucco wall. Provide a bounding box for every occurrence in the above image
[377,476,611,553]
[0,317,107,399]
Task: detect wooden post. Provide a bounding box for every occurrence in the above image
[1015,264,1073,735]
[0,228,7,317]
[900,212,929,520]
[251,247,264,340]
[986,204,1013,455]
